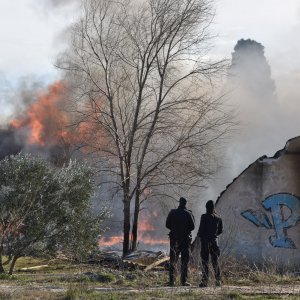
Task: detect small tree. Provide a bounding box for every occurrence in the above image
[0,153,107,274]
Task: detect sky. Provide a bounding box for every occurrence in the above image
[0,0,300,198]
[0,0,299,84]
[213,0,300,76]
[0,0,79,85]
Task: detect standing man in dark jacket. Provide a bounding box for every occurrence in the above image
[166,197,195,286]
[197,200,223,287]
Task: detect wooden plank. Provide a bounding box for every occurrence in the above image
[144,257,169,272]
[20,264,48,270]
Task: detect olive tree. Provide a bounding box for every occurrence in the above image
[0,153,107,274]
[58,0,234,255]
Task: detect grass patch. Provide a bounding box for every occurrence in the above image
[0,273,17,280]
[94,272,116,283]
[227,296,300,300]
[14,256,49,269]
[64,286,91,300]
[226,292,243,299]
[0,255,298,299]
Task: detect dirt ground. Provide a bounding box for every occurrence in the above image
[0,282,299,299]
[0,257,299,299]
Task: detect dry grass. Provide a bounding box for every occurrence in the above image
[0,256,299,299]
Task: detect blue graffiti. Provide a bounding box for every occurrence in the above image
[241,210,272,229]
[241,193,300,249]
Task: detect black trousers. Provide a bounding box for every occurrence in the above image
[200,239,221,283]
[169,238,191,284]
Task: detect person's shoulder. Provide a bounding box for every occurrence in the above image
[184,208,194,216]
[213,214,222,221]
[168,209,177,214]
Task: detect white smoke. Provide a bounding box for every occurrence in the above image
[204,38,300,203]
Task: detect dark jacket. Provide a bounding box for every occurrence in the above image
[166,206,195,240]
[197,213,223,241]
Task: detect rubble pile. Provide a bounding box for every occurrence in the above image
[89,250,169,271]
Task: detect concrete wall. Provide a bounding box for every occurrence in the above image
[216,137,300,269]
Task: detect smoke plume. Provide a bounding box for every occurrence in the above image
[206,38,300,201]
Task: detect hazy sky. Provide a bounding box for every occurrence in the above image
[0,0,79,85]
[0,0,299,83]
[213,0,300,75]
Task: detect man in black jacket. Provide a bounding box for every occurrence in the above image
[197,200,223,287]
[166,197,195,286]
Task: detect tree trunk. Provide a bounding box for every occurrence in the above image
[0,254,5,274]
[122,200,131,257]
[3,254,12,266]
[130,189,141,252]
[8,256,18,275]
[0,242,5,273]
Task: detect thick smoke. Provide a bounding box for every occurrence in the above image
[205,38,300,201]
[230,39,276,101]
[0,128,23,159]
[226,38,281,167]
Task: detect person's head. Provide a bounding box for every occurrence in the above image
[205,200,215,214]
[179,197,187,208]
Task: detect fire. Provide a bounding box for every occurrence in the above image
[99,210,169,248]
[9,81,103,154]
[139,217,155,232]
[10,82,68,146]
[138,237,169,245]
[139,211,168,245]
[100,236,123,247]
[8,80,167,249]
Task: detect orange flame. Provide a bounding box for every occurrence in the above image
[10,82,69,146]
[99,210,168,248]
[100,236,123,247]
[9,81,104,152]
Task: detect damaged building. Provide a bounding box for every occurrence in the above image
[216,136,300,269]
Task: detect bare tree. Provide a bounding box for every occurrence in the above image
[58,0,234,256]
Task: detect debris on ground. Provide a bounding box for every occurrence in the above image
[144,257,170,272]
[89,250,169,271]
[19,265,49,271]
[88,251,124,268]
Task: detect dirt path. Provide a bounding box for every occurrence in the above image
[0,283,299,296]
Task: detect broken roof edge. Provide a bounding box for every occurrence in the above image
[283,135,300,153]
[215,136,300,206]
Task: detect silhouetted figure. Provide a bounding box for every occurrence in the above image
[166,197,195,286]
[197,200,223,287]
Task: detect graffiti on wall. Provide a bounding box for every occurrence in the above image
[241,193,300,249]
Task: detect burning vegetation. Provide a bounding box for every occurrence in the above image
[0,81,169,250]
[100,210,168,248]
[9,81,69,146]
[0,81,73,165]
